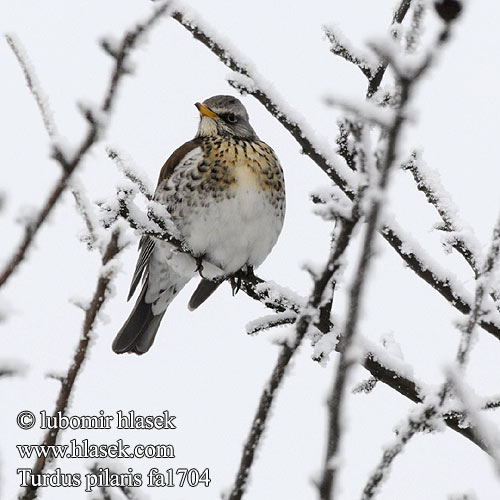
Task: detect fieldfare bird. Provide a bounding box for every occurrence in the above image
[113,95,285,354]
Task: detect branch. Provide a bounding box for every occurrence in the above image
[227,209,362,500]
[0,1,170,289]
[171,9,356,198]
[367,0,413,98]
[323,25,375,79]
[361,154,500,500]
[318,24,456,498]
[0,360,27,378]
[402,151,480,273]
[457,210,500,365]
[19,229,126,500]
[169,5,500,346]
[109,166,487,456]
[5,34,57,138]
[319,64,417,500]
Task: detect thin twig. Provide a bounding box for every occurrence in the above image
[5,34,57,138]
[456,211,500,366]
[106,147,153,201]
[402,151,480,274]
[323,26,374,79]
[367,0,413,98]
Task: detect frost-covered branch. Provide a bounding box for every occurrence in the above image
[227,205,362,500]
[323,26,375,79]
[5,34,57,138]
[0,1,171,289]
[171,7,355,197]
[447,370,500,477]
[170,3,500,347]
[367,0,412,97]
[361,176,500,500]
[5,35,106,255]
[402,151,481,274]
[19,229,127,500]
[107,147,153,201]
[361,406,437,500]
[456,210,500,366]
[318,26,451,498]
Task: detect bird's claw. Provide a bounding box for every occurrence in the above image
[195,256,206,279]
[230,266,254,296]
[230,274,242,296]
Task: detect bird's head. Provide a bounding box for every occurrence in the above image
[195,95,258,140]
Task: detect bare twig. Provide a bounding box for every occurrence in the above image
[1,1,170,289]
[89,464,113,500]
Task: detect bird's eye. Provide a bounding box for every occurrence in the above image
[225,113,238,124]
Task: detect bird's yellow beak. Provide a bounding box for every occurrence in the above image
[195,102,219,119]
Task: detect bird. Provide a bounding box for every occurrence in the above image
[112,95,285,354]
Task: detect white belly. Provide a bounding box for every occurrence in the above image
[183,185,283,274]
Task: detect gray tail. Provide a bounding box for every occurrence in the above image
[112,286,165,355]
[188,279,221,311]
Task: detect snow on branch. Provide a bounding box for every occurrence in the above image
[0,1,171,290]
[447,369,500,477]
[318,22,454,499]
[323,25,378,79]
[170,6,357,197]
[403,150,482,273]
[169,2,500,352]
[456,210,500,366]
[361,165,500,500]
[106,146,153,201]
[5,34,57,138]
[381,218,500,341]
[226,204,363,500]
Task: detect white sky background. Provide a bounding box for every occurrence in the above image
[1,0,500,499]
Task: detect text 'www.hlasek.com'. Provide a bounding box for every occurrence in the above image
[16,409,211,492]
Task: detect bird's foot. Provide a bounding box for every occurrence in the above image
[230,266,255,296]
[195,256,206,279]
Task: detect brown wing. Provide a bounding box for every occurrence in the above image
[127,138,204,300]
[155,137,204,189]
